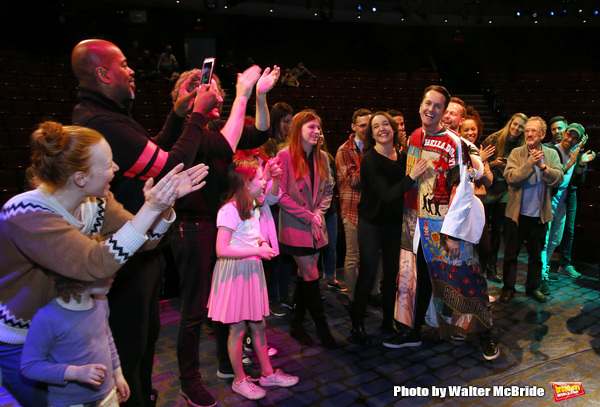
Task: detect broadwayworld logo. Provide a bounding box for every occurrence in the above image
[551,382,585,402]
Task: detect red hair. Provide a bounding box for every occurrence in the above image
[288,110,328,180]
[233,148,269,164]
[225,159,261,220]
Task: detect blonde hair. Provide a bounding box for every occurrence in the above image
[491,113,527,158]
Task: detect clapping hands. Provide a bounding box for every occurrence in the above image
[479,144,496,162]
[143,163,209,212]
[256,66,281,96]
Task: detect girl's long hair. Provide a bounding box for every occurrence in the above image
[225,159,261,220]
[492,113,527,157]
[288,109,328,180]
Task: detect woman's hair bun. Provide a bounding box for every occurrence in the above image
[29,121,104,191]
[30,121,69,157]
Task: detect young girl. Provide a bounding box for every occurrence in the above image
[207,159,298,400]
[21,275,130,407]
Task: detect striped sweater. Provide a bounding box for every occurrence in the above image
[0,188,173,344]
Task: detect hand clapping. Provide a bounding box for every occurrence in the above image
[237,65,262,99]
[143,163,209,212]
[256,66,281,96]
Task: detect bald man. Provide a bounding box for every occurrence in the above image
[71,39,219,407]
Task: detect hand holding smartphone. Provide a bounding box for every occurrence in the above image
[200,57,215,85]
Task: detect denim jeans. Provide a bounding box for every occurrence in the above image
[321,210,338,281]
[560,191,577,267]
[542,200,567,279]
[342,217,360,301]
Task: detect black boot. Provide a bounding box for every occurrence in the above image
[485,265,502,283]
[480,330,500,360]
[290,279,313,346]
[350,302,371,345]
[305,280,337,349]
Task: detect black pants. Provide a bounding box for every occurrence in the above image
[354,219,401,324]
[108,250,163,407]
[173,219,230,383]
[414,244,433,331]
[483,201,506,271]
[503,215,547,292]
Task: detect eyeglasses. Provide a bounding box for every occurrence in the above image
[524,128,542,135]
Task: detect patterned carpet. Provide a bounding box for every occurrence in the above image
[2,254,600,406]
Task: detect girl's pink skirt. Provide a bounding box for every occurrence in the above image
[207,257,269,324]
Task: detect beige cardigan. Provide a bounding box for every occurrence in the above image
[504,144,564,224]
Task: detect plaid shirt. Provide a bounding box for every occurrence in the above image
[335,134,363,226]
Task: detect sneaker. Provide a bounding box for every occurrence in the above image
[216,370,234,379]
[480,332,500,361]
[270,302,286,317]
[559,265,581,279]
[180,380,217,407]
[327,280,348,292]
[217,367,261,381]
[540,280,551,295]
[231,376,266,400]
[243,345,278,357]
[242,353,252,366]
[280,299,293,310]
[382,329,422,349]
[259,369,299,387]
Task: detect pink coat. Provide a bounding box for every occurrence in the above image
[277,147,333,249]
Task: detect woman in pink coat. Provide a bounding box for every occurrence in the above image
[277,110,336,348]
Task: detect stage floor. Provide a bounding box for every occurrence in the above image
[2,254,599,407]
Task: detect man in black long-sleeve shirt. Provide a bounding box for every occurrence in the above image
[71,39,219,407]
[171,68,280,407]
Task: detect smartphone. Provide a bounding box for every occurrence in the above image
[200,57,215,85]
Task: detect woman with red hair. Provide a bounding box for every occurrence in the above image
[277,110,336,348]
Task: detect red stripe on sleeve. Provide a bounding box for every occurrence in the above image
[142,148,169,181]
[123,141,158,179]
